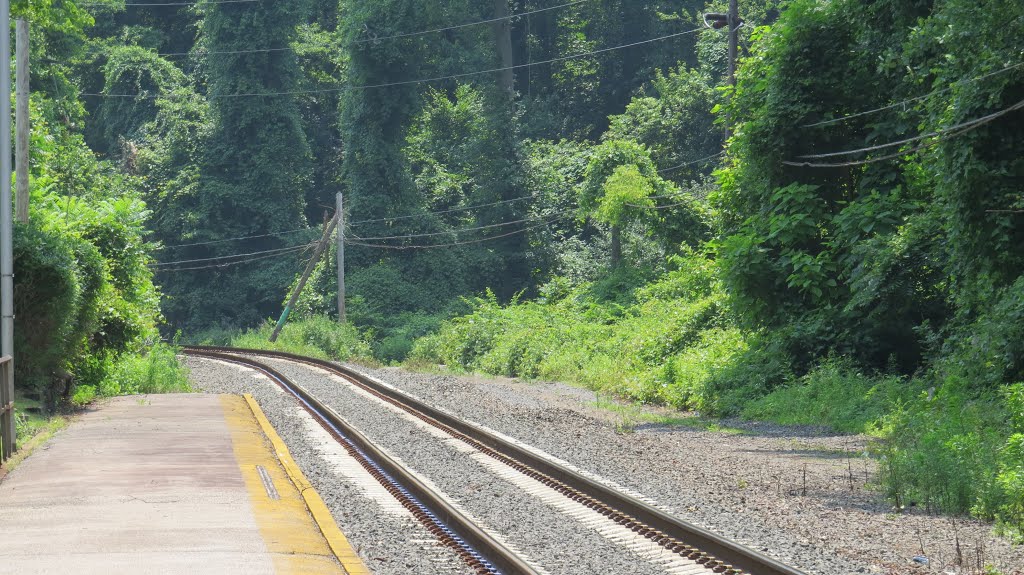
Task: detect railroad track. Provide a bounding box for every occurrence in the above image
[183,345,806,575]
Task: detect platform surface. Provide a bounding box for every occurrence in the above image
[0,394,348,575]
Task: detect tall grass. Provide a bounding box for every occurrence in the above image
[98,343,192,396]
[410,255,745,412]
[407,256,1024,538]
[229,315,373,363]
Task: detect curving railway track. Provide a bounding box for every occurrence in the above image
[183,345,807,575]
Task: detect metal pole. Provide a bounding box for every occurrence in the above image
[15,18,27,223]
[336,192,345,324]
[1,0,16,454]
[269,214,338,342]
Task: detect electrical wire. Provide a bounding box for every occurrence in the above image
[155,244,313,272]
[157,196,539,248]
[801,61,1024,128]
[85,0,588,57]
[78,26,703,99]
[348,195,537,226]
[155,226,317,250]
[79,0,257,7]
[351,0,589,45]
[350,213,563,242]
[346,214,567,250]
[625,200,692,210]
[657,151,725,174]
[784,98,1024,168]
[150,241,315,267]
[795,98,1024,159]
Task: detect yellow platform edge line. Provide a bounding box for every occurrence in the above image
[243,393,371,575]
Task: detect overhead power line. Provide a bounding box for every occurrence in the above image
[88,0,587,58]
[156,196,539,248]
[784,97,1024,168]
[626,200,692,210]
[657,151,725,174]
[80,0,257,7]
[795,98,1024,159]
[351,213,565,242]
[155,244,314,272]
[352,0,589,45]
[78,26,703,99]
[349,195,536,226]
[346,215,566,250]
[802,60,1024,128]
[155,226,316,250]
[150,241,315,268]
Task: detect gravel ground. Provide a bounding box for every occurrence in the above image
[250,356,700,575]
[188,353,1024,575]
[185,357,473,575]
[341,363,1024,575]
[188,355,712,575]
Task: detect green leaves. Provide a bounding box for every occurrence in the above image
[593,164,655,227]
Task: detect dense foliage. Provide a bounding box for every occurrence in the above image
[11,0,188,411]
[19,0,1022,540]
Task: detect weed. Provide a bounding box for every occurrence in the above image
[99,343,191,396]
[231,316,372,363]
[70,385,97,406]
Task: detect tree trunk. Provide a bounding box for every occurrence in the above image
[492,0,515,95]
[610,225,622,269]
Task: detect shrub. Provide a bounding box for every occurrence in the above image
[12,223,106,407]
[741,358,919,433]
[99,343,191,396]
[232,315,372,363]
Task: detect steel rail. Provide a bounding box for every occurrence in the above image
[184,345,807,575]
[184,348,539,575]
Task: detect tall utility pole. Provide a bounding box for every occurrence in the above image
[728,0,739,87]
[336,192,345,324]
[269,214,339,342]
[15,19,28,223]
[492,0,515,95]
[705,3,742,137]
[1,0,15,453]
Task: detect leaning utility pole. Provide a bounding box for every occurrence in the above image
[1,0,16,456]
[269,214,339,342]
[15,19,28,223]
[336,192,345,324]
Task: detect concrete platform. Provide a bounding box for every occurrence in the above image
[0,394,368,575]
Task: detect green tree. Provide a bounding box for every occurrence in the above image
[156,0,314,329]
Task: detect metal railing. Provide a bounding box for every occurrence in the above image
[0,355,13,463]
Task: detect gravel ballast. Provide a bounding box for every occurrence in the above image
[250,356,700,575]
[346,363,1024,575]
[188,353,1024,575]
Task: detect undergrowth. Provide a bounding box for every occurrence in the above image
[72,343,193,404]
[410,253,754,413]
[226,315,373,363]
[407,252,1024,540]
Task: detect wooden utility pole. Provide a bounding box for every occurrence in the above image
[336,192,345,324]
[726,0,739,139]
[492,0,515,94]
[14,19,27,223]
[269,214,339,342]
[727,0,738,87]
